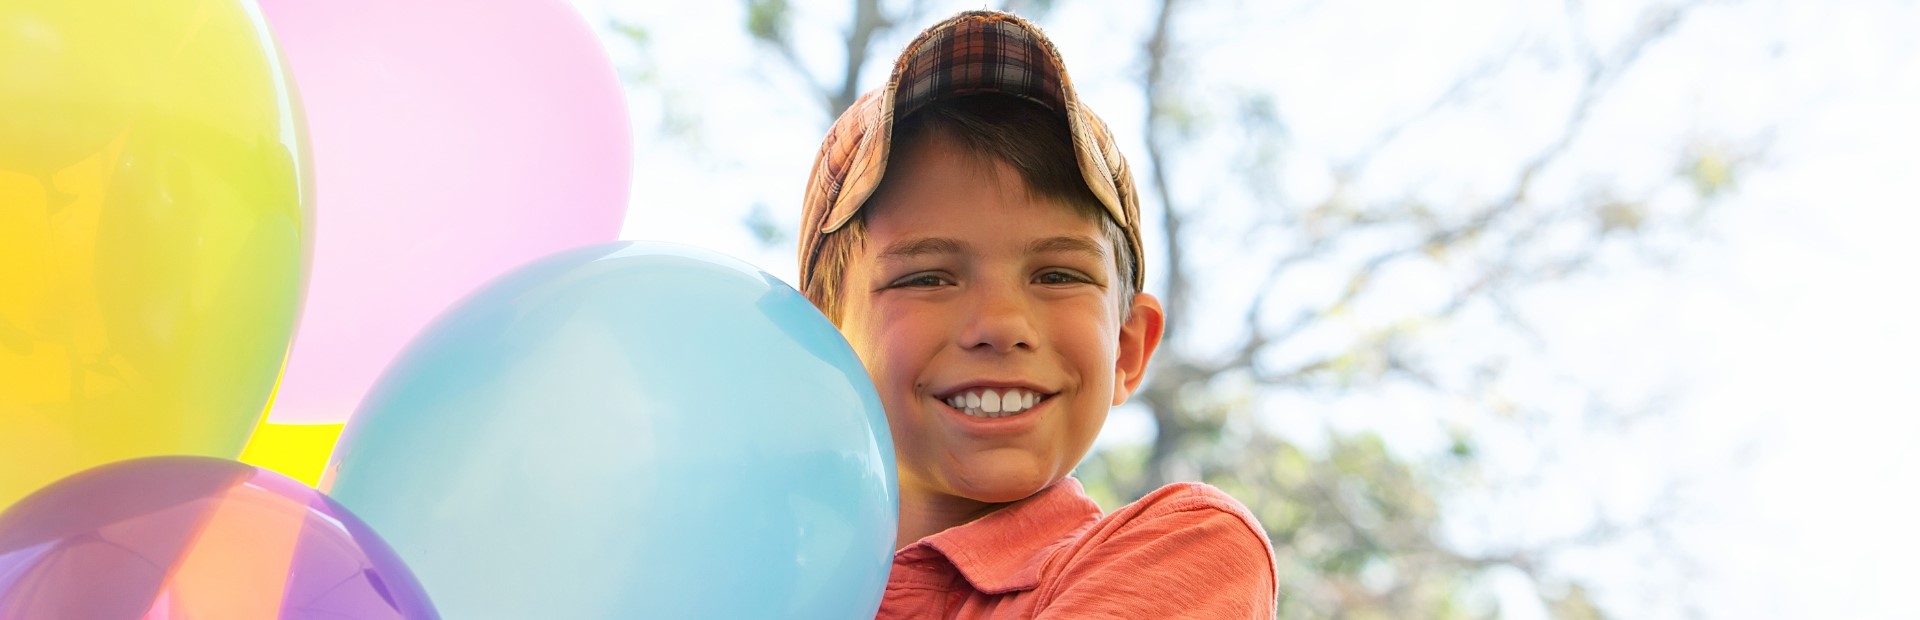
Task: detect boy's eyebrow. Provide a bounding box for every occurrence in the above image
[1027,235,1108,261]
[875,235,1106,261]
[877,237,966,260]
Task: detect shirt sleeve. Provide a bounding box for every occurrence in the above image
[1033,483,1278,619]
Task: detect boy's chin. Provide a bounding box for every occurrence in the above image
[945,458,1064,505]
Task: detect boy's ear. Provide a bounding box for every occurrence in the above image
[1112,293,1165,406]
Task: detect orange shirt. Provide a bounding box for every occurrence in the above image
[878,477,1277,619]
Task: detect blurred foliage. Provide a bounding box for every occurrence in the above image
[743,202,789,248]
[745,0,792,45]
[1073,1,1734,616]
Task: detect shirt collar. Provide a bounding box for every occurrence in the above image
[909,477,1103,594]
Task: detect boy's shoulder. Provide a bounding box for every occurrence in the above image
[1068,480,1272,562]
[1032,480,1278,616]
[1107,481,1266,533]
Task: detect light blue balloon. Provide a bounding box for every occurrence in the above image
[323,242,897,619]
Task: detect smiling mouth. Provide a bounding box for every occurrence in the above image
[941,387,1048,418]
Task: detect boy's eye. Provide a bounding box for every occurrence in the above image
[888,273,952,288]
[1035,270,1093,286]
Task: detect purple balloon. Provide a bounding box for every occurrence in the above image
[0,456,436,619]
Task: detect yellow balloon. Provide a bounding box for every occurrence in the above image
[239,421,344,487]
[1,0,310,509]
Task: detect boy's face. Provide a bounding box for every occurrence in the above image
[837,130,1162,507]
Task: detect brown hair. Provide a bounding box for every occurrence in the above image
[803,94,1139,324]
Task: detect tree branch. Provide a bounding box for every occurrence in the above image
[832,0,894,117]
[1142,0,1189,343]
[744,0,905,120]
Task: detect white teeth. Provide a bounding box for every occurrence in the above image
[946,388,1045,418]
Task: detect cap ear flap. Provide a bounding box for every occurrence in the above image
[1068,104,1145,291]
[1068,104,1128,229]
[821,93,894,235]
[801,90,890,290]
[1067,103,1121,229]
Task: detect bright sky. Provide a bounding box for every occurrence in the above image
[572,0,1919,617]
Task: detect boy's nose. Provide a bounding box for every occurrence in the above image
[960,285,1037,353]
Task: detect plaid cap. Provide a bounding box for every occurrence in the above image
[797,10,1144,294]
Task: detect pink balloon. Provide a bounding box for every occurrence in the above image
[259,0,631,423]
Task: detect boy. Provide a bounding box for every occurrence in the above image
[797,10,1278,618]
